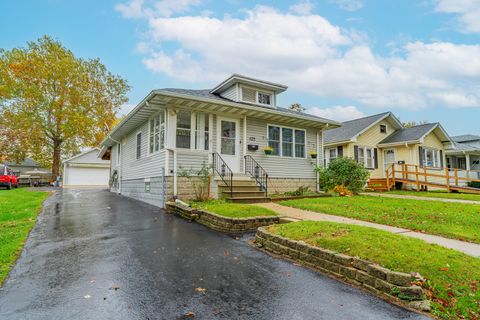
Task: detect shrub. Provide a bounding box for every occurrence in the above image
[316,157,370,194]
[284,186,310,196]
[467,181,480,189]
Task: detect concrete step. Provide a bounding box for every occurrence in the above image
[218,180,258,187]
[226,196,271,204]
[222,190,267,198]
[219,185,263,192]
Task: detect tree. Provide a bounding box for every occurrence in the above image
[402,120,428,128]
[0,36,130,176]
[316,157,370,194]
[289,103,305,112]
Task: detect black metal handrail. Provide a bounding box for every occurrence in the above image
[212,152,233,197]
[244,155,268,194]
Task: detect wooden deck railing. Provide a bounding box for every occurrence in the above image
[386,163,480,193]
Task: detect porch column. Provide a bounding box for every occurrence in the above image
[466,154,471,171]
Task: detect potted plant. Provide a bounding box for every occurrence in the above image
[263,146,273,155]
[309,150,318,159]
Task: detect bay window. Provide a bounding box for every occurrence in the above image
[149,111,165,154]
[268,125,306,158]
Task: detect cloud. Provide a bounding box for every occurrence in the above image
[289,1,315,15]
[307,106,365,122]
[434,0,480,33]
[115,0,202,18]
[329,0,363,11]
[118,3,480,110]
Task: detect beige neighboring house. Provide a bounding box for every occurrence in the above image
[323,112,452,180]
[63,148,110,188]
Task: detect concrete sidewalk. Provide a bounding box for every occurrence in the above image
[360,192,480,204]
[258,202,480,258]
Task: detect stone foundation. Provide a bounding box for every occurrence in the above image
[166,202,279,233]
[254,227,430,312]
[267,178,317,196]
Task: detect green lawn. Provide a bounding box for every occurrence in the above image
[384,190,480,202]
[0,188,49,286]
[191,200,277,218]
[268,221,480,319]
[279,196,480,243]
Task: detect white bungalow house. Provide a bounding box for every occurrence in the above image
[99,74,340,207]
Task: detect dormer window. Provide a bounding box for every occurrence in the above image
[258,92,271,105]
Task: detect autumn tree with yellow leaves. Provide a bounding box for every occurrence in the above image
[0,36,130,177]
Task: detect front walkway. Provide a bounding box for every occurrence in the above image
[258,202,480,258]
[361,192,480,204]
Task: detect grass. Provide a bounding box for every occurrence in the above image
[384,190,480,202]
[191,199,277,218]
[268,221,480,319]
[279,196,480,243]
[0,188,49,286]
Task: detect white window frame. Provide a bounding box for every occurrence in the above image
[175,109,210,151]
[257,91,272,106]
[148,110,166,155]
[136,131,142,160]
[356,146,375,169]
[423,147,441,168]
[325,148,338,166]
[240,85,274,106]
[267,124,306,158]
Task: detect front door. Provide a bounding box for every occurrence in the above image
[217,117,240,172]
[383,149,396,175]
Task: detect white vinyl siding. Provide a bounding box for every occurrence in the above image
[241,87,256,103]
[220,84,238,101]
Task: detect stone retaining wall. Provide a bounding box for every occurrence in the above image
[255,227,430,312]
[166,202,280,233]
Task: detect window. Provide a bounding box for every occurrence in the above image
[268,125,306,158]
[145,181,151,193]
[424,148,441,168]
[258,92,271,105]
[136,132,142,159]
[325,148,338,165]
[149,111,165,154]
[176,109,191,149]
[355,146,375,169]
[380,125,387,133]
[295,130,305,158]
[282,128,293,157]
[268,126,281,156]
[194,112,209,150]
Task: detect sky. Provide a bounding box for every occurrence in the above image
[1,0,480,136]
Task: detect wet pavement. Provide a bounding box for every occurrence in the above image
[0,189,429,320]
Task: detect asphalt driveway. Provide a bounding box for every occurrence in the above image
[0,189,428,320]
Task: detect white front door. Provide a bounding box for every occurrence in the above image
[383,148,396,173]
[217,117,240,173]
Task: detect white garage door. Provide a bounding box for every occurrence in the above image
[65,167,109,187]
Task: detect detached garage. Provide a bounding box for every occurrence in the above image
[63,148,110,188]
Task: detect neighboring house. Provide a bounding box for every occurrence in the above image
[3,158,48,176]
[446,134,480,171]
[99,74,340,207]
[63,148,110,188]
[323,112,452,179]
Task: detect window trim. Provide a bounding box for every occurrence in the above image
[325,147,338,166]
[148,110,166,155]
[257,91,272,106]
[175,109,210,151]
[356,145,375,169]
[267,124,307,159]
[423,147,441,168]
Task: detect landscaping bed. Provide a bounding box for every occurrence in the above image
[259,221,480,319]
[166,201,279,233]
[384,190,480,202]
[0,188,49,286]
[279,196,480,243]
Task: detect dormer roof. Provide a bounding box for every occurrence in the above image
[210,74,288,95]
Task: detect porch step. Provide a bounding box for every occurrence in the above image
[219,185,263,192]
[222,190,267,198]
[226,196,271,204]
[367,178,390,192]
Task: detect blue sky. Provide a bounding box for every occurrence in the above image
[1,0,480,135]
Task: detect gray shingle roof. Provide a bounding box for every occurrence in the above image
[448,142,480,152]
[379,123,437,144]
[4,158,40,167]
[159,88,338,124]
[451,134,480,143]
[323,112,391,144]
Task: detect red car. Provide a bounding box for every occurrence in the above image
[0,165,18,189]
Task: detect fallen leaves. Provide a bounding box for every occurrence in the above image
[195,287,206,293]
